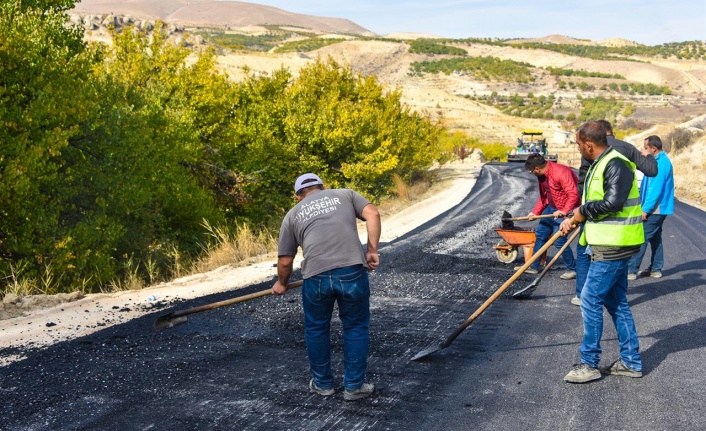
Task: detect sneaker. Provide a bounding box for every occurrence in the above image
[514,266,538,274]
[650,271,662,278]
[560,270,577,280]
[309,379,335,397]
[600,359,642,378]
[343,383,374,401]
[564,363,601,383]
[627,273,637,280]
[570,296,581,306]
[638,269,652,277]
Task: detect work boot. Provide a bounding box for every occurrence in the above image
[564,363,601,383]
[514,266,538,274]
[309,379,335,397]
[600,359,642,378]
[570,296,581,306]
[343,383,374,401]
[560,270,577,280]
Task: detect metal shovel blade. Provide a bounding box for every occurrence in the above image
[410,230,566,361]
[154,314,189,331]
[511,279,539,299]
[410,342,445,361]
[511,227,580,300]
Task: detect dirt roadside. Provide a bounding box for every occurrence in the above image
[0,160,482,364]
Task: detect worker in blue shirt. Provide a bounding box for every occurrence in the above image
[627,135,674,279]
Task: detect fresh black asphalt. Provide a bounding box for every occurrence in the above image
[2,163,705,430]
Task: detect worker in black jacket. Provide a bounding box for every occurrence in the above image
[571,120,658,306]
[560,120,644,383]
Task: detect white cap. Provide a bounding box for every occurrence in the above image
[294,173,323,194]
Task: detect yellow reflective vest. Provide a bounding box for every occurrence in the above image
[580,149,644,247]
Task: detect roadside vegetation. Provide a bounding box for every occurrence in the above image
[0,0,454,296]
[439,131,510,162]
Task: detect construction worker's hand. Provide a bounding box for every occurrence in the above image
[560,208,583,235]
[272,280,289,295]
[559,218,574,235]
[366,251,379,271]
[527,212,538,221]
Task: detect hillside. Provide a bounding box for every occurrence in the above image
[68,1,706,205]
[70,0,373,35]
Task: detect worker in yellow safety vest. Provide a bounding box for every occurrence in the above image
[559,120,644,384]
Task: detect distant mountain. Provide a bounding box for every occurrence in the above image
[70,0,375,35]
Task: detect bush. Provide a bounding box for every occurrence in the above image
[475,142,512,161]
[409,39,467,56]
[619,118,652,131]
[410,56,533,83]
[665,128,702,154]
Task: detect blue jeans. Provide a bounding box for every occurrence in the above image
[628,214,667,274]
[575,225,590,298]
[302,265,370,391]
[579,258,642,371]
[576,223,591,298]
[531,206,576,271]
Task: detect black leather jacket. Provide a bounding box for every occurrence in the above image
[579,148,636,220]
[577,135,658,196]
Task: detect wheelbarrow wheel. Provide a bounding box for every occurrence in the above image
[495,240,518,263]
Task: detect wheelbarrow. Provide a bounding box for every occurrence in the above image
[493,227,541,264]
[493,211,553,264]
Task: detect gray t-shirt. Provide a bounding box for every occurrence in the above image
[278,188,370,278]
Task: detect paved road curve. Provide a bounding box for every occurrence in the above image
[2,163,705,430]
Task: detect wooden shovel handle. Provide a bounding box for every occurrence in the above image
[535,227,581,280]
[442,229,570,347]
[168,280,303,320]
[502,214,557,221]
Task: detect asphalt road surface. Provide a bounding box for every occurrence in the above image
[2,163,705,430]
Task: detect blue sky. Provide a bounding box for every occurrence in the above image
[247,0,705,45]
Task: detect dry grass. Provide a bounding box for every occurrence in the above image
[193,220,279,273]
[672,135,706,208]
[376,176,436,219]
[2,262,93,297]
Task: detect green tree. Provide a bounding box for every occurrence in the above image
[0,0,101,289]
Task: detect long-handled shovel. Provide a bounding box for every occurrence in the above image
[500,210,557,229]
[512,227,581,299]
[501,214,557,222]
[410,230,563,361]
[153,280,303,331]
